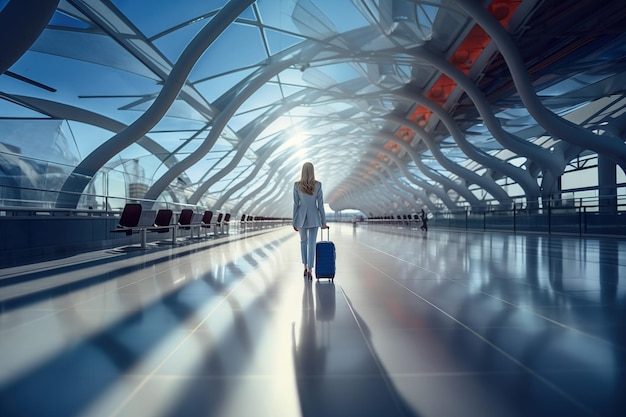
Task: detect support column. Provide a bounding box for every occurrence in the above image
[548,175,562,208]
[598,154,617,214]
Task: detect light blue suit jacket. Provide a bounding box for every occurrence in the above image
[293,181,326,229]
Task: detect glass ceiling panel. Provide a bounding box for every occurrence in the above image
[144,113,208,138]
[238,82,285,115]
[466,135,503,151]
[249,134,278,153]
[104,145,163,185]
[406,166,432,182]
[189,23,268,82]
[291,0,339,39]
[164,99,209,122]
[50,11,91,30]
[264,28,306,56]
[194,67,257,103]
[67,122,117,157]
[34,29,157,80]
[274,83,307,97]
[147,131,197,154]
[184,158,227,186]
[255,122,287,144]
[138,161,171,187]
[314,63,363,84]
[152,20,206,64]
[256,0,300,33]
[0,96,47,118]
[229,107,270,132]
[314,0,371,32]
[0,119,79,166]
[111,0,226,39]
[7,61,159,128]
[211,175,238,195]
[539,73,613,97]
[208,137,236,156]
[219,164,251,189]
[129,98,208,123]
[229,184,251,202]
[276,67,311,86]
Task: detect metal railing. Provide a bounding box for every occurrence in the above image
[0,185,290,232]
[366,194,626,237]
[0,181,234,220]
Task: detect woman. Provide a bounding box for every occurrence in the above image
[293,162,328,279]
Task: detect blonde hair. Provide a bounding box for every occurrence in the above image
[298,162,316,195]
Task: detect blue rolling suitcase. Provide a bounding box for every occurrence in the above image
[315,228,336,281]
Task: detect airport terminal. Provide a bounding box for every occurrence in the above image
[0,1,625,416]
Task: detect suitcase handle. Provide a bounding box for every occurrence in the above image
[320,226,330,241]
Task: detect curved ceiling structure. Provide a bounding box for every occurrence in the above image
[1,0,626,218]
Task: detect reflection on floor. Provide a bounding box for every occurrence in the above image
[0,224,624,417]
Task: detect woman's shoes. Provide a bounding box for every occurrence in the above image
[303,267,312,280]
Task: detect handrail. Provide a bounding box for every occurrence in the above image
[366,196,626,238]
[0,186,290,231]
[2,183,625,218]
[0,183,207,214]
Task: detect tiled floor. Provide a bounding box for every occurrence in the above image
[0,224,624,417]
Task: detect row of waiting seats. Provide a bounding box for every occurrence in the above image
[238,214,290,229]
[110,204,230,248]
[367,214,425,227]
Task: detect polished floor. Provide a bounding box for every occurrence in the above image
[0,224,624,417]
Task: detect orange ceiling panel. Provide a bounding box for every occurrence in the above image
[395,126,415,142]
[409,105,433,127]
[384,141,401,153]
[426,74,455,105]
[452,0,521,74]
[489,0,522,28]
[452,24,490,75]
[399,0,521,140]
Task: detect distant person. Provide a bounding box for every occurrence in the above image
[420,208,428,232]
[293,162,328,279]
